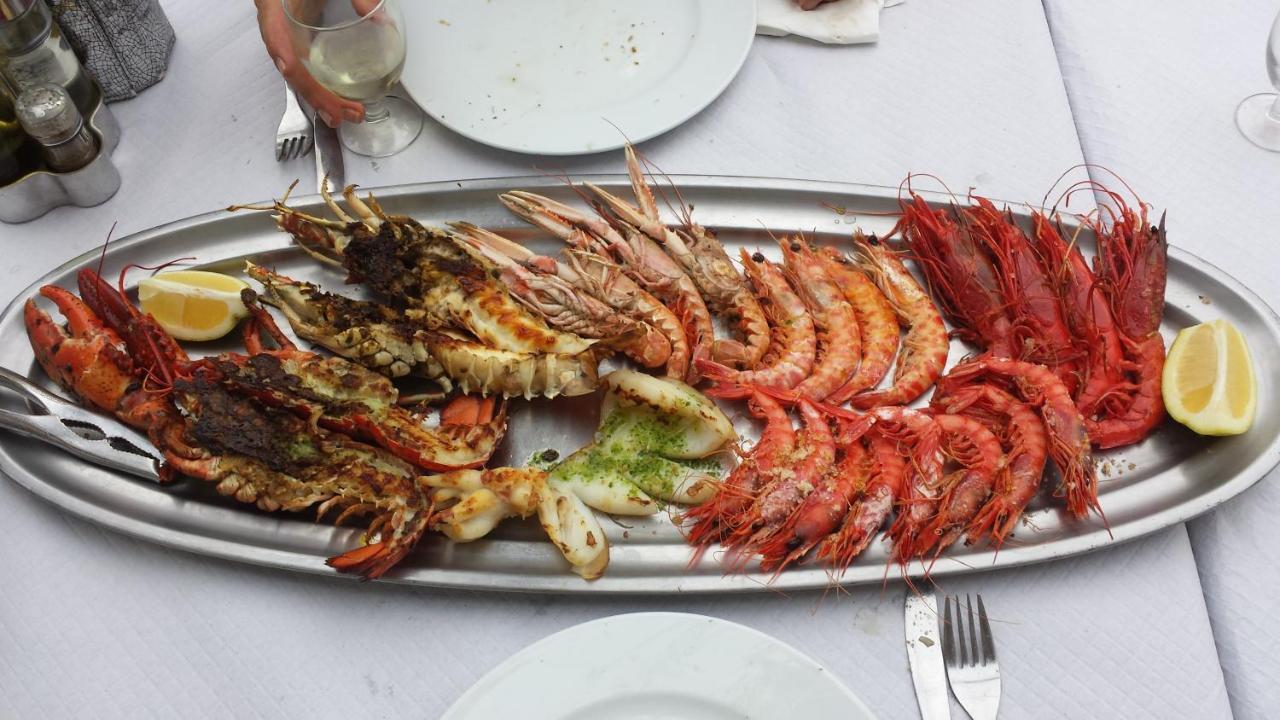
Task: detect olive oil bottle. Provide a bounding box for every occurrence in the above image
[0,76,39,185]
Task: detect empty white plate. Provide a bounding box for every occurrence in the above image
[400,0,756,155]
[442,612,877,719]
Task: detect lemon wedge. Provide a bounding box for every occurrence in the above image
[1162,319,1256,436]
[138,270,250,341]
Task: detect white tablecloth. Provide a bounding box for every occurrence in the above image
[0,1,1268,717]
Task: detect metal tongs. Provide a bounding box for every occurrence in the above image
[0,366,162,482]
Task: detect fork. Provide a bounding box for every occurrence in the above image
[275,84,314,161]
[942,594,1001,720]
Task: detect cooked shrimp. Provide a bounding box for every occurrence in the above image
[682,224,772,369]
[1030,211,1125,414]
[866,408,944,564]
[451,223,653,359]
[756,435,869,574]
[696,251,817,390]
[587,146,770,369]
[724,399,836,560]
[816,245,901,403]
[563,248,690,378]
[683,386,796,553]
[936,356,1099,521]
[502,190,714,382]
[779,236,861,402]
[847,234,949,408]
[816,431,906,573]
[452,222,673,369]
[967,197,1081,391]
[916,413,1004,556]
[1086,195,1168,449]
[824,403,946,565]
[932,383,1048,547]
[899,192,1015,355]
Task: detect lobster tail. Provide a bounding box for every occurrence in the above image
[326,509,430,580]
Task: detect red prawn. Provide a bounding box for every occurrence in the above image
[932,383,1049,547]
[898,192,1015,356]
[684,384,796,554]
[815,430,907,573]
[966,197,1081,392]
[936,356,1100,522]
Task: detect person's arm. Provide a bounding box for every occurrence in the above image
[254,0,365,127]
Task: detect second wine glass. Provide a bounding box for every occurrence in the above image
[285,0,423,157]
[1235,7,1280,151]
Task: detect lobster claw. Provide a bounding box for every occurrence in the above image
[24,288,135,415]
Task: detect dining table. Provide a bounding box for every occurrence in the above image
[1,1,1277,718]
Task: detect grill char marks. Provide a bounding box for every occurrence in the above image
[174,372,321,474]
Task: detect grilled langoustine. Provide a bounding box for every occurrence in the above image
[247,263,600,400]
[231,183,603,400]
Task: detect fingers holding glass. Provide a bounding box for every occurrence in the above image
[282,0,423,156]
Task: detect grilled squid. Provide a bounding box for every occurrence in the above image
[549,370,737,516]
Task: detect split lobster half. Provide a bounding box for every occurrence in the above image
[24,267,609,580]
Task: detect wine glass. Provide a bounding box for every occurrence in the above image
[283,0,423,157]
[1235,8,1280,151]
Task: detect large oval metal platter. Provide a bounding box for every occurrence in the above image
[1,176,1278,594]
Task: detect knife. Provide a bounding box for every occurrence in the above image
[313,109,345,193]
[905,588,950,720]
[0,366,161,482]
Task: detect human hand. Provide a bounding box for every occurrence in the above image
[254,0,365,128]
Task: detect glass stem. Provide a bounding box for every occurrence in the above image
[1269,95,1280,122]
[364,97,391,124]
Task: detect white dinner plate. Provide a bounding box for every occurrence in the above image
[442,612,877,719]
[399,0,756,155]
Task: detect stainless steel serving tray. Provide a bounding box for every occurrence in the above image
[2,176,1278,594]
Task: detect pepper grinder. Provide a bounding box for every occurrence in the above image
[14,81,117,203]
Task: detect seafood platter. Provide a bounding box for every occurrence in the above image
[1,148,1277,593]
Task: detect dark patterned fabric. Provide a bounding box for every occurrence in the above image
[48,0,175,102]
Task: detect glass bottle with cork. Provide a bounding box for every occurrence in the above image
[0,0,95,116]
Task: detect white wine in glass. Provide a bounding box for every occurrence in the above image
[285,0,422,157]
[304,20,404,102]
[1235,8,1280,152]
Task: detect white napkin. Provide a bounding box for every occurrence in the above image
[756,0,901,44]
